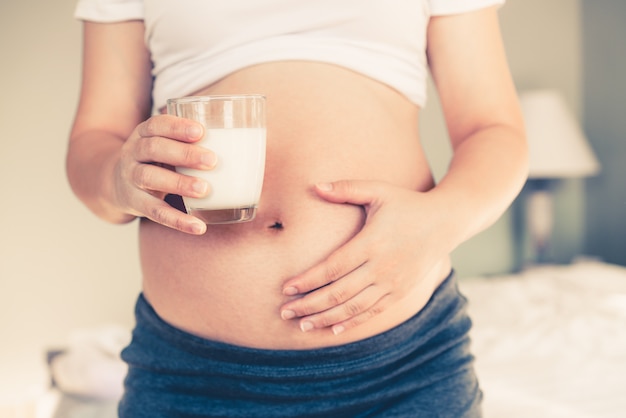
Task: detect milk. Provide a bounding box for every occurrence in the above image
[177,128,266,221]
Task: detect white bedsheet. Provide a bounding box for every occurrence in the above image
[460,261,626,418]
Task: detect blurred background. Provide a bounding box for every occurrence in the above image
[1,0,625,410]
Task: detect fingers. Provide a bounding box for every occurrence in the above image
[314,180,384,206]
[280,232,389,335]
[120,164,207,235]
[319,292,392,336]
[138,114,204,143]
[134,116,216,170]
[131,162,210,201]
[282,232,367,296]
[282,277,390,336]
[282,267,371,318]
[133,135,217,170]
[116,115,215,234]
[142,196,207,235]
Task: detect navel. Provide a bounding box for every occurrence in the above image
[268,221,284,230]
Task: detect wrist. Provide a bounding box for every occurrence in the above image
[67,134,137,225]
[100,151,138,224]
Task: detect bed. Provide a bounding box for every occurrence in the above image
[461,260,626,418]
[36,260,626,417]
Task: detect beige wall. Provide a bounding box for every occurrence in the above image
[0,0,582,394]
[0,0,142,394]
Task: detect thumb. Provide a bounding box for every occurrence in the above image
[314,180,384,206]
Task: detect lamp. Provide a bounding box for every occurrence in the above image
[519,89,600,263]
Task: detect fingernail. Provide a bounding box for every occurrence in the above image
[281,310,296,320]
[188,125,203,139]
[283,286,298,296]
[190,222,205,234]
[192,180,208,195]
[201,153,217,168]
[316,182,332,191]
[332,325,345,336]
[300,321,314,332]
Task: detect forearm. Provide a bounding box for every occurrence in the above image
[428,123,528,248]
[66,131,137,225]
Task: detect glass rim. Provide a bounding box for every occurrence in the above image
[167,94,266,105]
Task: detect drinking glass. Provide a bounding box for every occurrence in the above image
[167,95,266,224]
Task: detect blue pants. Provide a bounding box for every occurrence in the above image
[119,272,482,417]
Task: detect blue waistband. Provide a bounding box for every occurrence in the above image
[119,270,482,417]
[126,270,466,378]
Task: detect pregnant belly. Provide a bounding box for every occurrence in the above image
[140,195,369,348]
[140,62,448,349]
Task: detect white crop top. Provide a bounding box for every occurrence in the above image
[75,0,504,112]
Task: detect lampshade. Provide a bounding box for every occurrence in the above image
[519,89,601,179]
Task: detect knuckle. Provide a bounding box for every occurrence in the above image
[324,262,342,283]
[148,204,169,224]
[366,296,388,319]
[133,164,157,190]
[343,301,387,330]
[149,204,183,231]
[142,117,160,137]
[143,136,161,158]
[344,180,357,194]
[327,288,348,306]
[298,303,315,317]
[173,215,187,232]
[368,303,385,318]
[350,309,376,328]
[175,175,186,193]
[132,164,151,188]
[130,136,155,164]
[343,299,363,317]
[182,144,198,165]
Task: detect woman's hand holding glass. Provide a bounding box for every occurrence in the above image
[114,115,216,235]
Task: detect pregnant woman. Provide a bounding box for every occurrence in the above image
[66,1,527,416]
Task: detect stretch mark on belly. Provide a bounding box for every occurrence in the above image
[269,221,284,230]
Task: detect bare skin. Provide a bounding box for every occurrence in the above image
[67,7,528,349]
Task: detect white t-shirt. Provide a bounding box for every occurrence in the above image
[75,0,504,112]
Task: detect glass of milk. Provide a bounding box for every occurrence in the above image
[167,95,266,224]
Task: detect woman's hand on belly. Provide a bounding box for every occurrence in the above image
[279,179,454,336]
